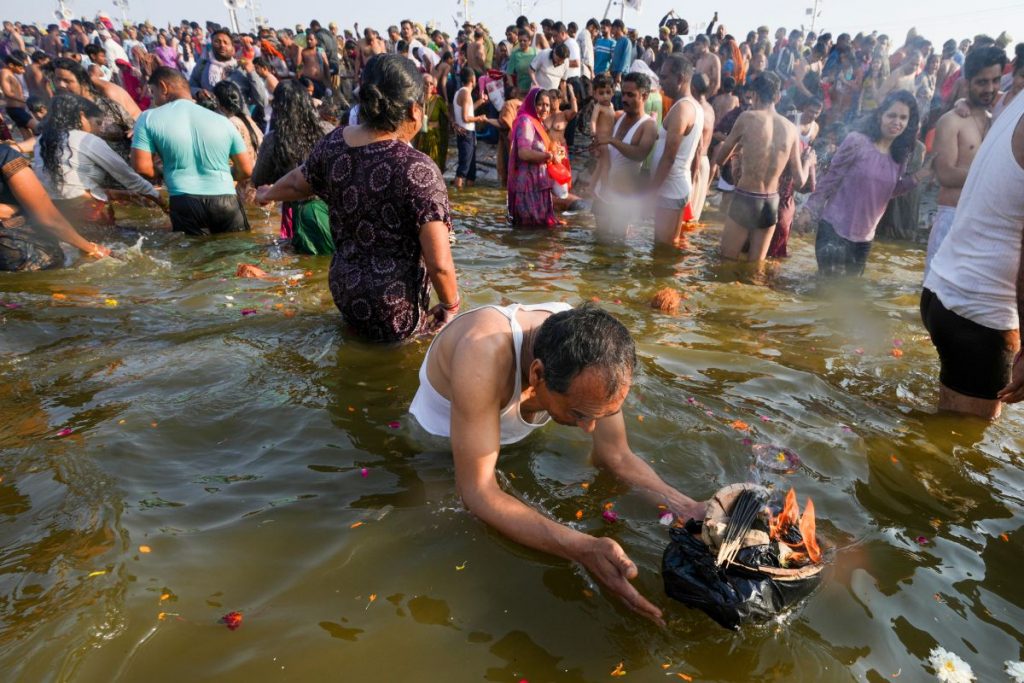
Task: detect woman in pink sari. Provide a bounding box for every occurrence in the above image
[507,87,563,228]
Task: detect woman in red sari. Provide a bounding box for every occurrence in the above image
[506,87,563,228]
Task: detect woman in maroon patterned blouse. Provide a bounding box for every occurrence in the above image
[257,54,460,343]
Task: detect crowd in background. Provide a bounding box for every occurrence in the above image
[0,11,1023,419]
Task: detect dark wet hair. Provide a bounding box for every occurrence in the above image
[662,53,694,79]
[622,71,651,96]
[533,304,636,398]
[720,76,736,93]
[148,65,189,90]
[552,43,569,60]
[38,93,101,192]
[264,79,326,178]
[592,74,612,91]
[964,45,1008,81]
[213,80,260,150]
[751,72,781,103]
[50,57,104,99]
[864,89,919,164]
[691,72,710,97]
[358,53,424,132]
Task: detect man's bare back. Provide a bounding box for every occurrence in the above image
[711,92,738,123]
[730,109,800,194]
[696,53,720,96]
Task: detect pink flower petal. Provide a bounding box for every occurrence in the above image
[759,415,770,422]
[387,421,400,429]
[916,536,929,545]
[57,427,73,437]
[659,512,674,526]
[687,397,696,404]
[241,308,258,316]
[893,338,903,347]
[602,510,619,523]
[360,468,368,478]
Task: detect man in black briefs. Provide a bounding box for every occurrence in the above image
[712,73,813,262]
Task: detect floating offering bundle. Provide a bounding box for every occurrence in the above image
[662,483,825,630]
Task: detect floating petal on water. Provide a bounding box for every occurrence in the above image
[751,444,801,474]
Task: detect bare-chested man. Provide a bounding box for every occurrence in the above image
[711,77,739,124]
[300,33,331,96]
[925,46,1007,278]
[467,29,487,74]
[689,72,716,223]
[879,53,923,102]
[355,27,387,75]
[1,52,35,136]
[409,303,705,625]
[25,51,52,103]
[693,34,720,97]
[712,72,812,262]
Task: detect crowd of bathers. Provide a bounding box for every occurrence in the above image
[0,12,1022,419]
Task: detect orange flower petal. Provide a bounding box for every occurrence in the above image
[139,545,152,553]
[575,510,583,520]
[350,522,364,529]
[610,661,626,677]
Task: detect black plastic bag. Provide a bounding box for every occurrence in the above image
[662,520,822,631]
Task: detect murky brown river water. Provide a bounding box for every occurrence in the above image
[0,188,1021,682]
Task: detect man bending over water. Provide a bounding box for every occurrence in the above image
[712,73,813,262]
[410,303,704,625]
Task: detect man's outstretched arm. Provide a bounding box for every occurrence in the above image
[591,411,706,522]
[449,341,664,625]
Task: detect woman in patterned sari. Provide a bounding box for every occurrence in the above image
[255,54,460,342]
[506,87,562,228]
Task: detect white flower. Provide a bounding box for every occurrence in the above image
[1005,660,1024,683]
[928,647,975,683]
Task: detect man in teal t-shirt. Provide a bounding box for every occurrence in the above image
[131,67,254,235]
[504,29,537,93]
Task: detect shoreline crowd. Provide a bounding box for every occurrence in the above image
[1,8,1023,625]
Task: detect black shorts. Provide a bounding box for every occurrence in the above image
[168,193,250,236]
[920,288,1019,400]
[728,189,780,230]
[5,106,32,128]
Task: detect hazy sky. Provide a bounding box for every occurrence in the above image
[16,0,1024,48]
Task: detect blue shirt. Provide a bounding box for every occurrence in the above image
[594,37,614,75]
[611,36,632,75]
[132,99,245,196]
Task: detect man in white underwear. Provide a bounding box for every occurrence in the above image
[410,303,704,625]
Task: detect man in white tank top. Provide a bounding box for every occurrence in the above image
[651,55,702,247]
[590,72,658,242]
[921,89,1024,419]
[409,303,704,625]
[452,69,496,189]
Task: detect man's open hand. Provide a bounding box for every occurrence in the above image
[576,536,665,627]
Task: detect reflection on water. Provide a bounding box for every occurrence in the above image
[0,193,1022,682]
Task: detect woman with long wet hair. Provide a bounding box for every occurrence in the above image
[799,89,932,276]
[252,79,334,254]
[32,93,163,226]
[213,80,264,205]
[48,57,139,160]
